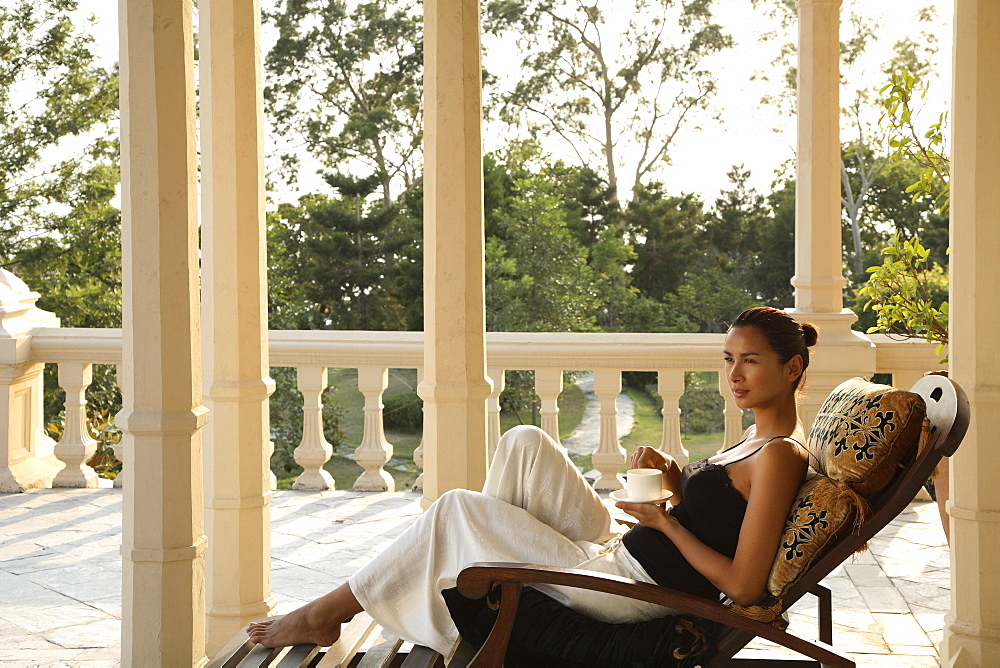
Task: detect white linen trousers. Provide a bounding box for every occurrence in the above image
[347,424,676,656]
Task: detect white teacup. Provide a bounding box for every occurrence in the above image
[626,468,662,501]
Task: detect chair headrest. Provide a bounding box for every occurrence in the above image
[806,377,926,495]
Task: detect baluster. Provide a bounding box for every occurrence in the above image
[412,367,425,492]
[535,368,562,446]
[52,362,100,488]
[719,372,743,450]
[486,366,505,462]
[657,369,689,466]
[353,366,394,491]
[591,369,625,491]
[292,365,334,490]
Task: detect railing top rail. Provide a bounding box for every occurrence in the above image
[32,327,123,364]
[26,328,941,375]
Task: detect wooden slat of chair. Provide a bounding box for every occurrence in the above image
[316,613,380,667]
[355,630,405,667]
[400,645,447,668]
[210,614,449,668]
[207,625,256,668]
[274,644,322,668]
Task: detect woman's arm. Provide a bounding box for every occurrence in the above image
[618,440,805,606]
[630,446,684,504]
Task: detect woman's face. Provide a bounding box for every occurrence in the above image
[723,326,800,411]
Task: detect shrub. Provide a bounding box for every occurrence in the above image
[383,392,423,432]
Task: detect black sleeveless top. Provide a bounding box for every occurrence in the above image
[621,438,793,600]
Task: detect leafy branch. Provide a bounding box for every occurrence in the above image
[858,234,948,358]
[880,69,950,214]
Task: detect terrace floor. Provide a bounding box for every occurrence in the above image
[0,487,949,666]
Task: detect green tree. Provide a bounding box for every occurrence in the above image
[486,174,598,333]
[662,270,757,333]
[751,178,795,307]
[267,176,418,331]
[487,0,732,203]
[264,0,423,207]
[627,183,706,303]
[0,1,121,415]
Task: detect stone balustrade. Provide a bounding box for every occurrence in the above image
[0,317,943,494]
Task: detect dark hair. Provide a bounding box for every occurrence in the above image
[730,307,819,390]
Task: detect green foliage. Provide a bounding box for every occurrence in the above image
[264,0,423,205]
[627,184,707,303]
[680,372,725,436]
[856,234,948,357]
[267,183,421,331]
[382,392,423,432]
[0,1,121,421]
[485,173,599,333]
[880,69,950,214]
[662,270,758,334]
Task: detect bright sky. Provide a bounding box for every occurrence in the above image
[77,0,952,205]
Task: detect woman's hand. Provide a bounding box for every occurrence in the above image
[614,500,676,534]
[630,446,669,472]
[630,447,683,503]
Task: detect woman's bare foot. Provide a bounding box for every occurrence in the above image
[246,607,341,648]
[246,582,363,648]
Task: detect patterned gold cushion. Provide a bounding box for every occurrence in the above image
[765,475,860,600]
[808,377,926,495]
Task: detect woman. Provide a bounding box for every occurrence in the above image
[248,306,817,655]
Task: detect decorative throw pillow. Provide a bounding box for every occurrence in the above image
[807,377,926,495]
[764,475,862,601]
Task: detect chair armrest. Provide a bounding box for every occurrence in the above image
[456,563,854,668]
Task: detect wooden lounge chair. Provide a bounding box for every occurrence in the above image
[210,374,967,667]
[452,374,969,667]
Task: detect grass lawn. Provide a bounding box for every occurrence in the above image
[278,370,588,491]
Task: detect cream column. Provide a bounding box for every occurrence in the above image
[418,0,491,504]
[790,0,843,317]
[941,1,1000,664]
[200,0,276,653]
[117,0,208,664]
[787,0,874,428]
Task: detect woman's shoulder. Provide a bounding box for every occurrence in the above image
[755,436,809,473]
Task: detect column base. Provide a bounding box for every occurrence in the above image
[0,452,61,493]
[941,617,1000,667]
[206,597,277,657]
[590,452,624,492]
[292,469,335,491]
[52,464,100,488]
[352,469,395,492]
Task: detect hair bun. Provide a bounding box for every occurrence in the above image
[802,322,819,347]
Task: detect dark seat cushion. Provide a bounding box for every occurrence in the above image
[442,586,715,667]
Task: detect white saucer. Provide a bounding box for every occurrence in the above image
[610,489,673,504]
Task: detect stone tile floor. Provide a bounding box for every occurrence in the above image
[0,488,949,666]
